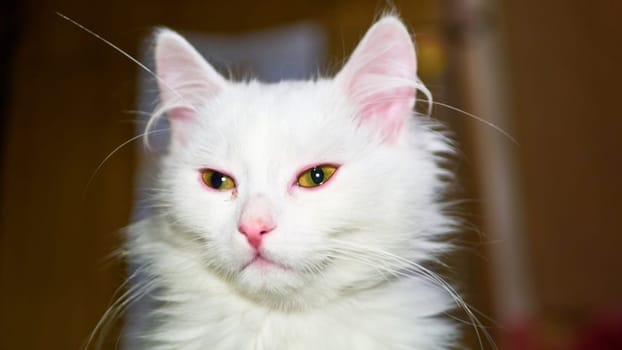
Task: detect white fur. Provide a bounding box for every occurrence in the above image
[125,16,460,349]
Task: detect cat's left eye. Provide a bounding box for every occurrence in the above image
[201,169,236,191]
[297,165,338,188]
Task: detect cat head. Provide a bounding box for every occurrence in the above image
[150,16,451,308]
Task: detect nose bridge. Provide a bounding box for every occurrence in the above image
[237,151,283,228]
[239,193,274,225]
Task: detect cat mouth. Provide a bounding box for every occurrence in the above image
[241,254,290,271]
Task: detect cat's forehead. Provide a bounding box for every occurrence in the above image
[219,80,338,124]
[192,80,355,163]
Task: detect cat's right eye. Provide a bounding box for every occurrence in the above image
[200,169,236,191]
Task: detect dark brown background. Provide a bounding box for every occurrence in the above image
[1,1,620,349]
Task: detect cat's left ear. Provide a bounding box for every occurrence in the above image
[336,16,423,140]
[154,29,227,143]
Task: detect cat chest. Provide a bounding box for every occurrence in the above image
[167,304,416,350]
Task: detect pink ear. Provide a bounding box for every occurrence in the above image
[154,29,226,142]
[337,16,422,140]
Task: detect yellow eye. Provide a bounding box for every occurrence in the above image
[201,169,236,190]
[297,165,338,188]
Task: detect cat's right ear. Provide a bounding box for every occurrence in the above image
[154,29,227,143]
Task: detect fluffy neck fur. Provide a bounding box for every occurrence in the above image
[124,16,459,349]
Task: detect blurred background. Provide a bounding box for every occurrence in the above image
[1,0,620,349]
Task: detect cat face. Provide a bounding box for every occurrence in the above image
[151,17,447,303]
[161,81,372,294]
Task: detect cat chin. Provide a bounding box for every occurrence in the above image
[238,261,303,295]
[234,261,306,296]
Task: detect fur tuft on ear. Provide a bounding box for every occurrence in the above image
[150,29,227,146]
[336,16,430,141]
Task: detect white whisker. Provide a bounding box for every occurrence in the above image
[424,99,519,146]
[330,238,498,350]
[56,13,186,104]
[82,128,169,197]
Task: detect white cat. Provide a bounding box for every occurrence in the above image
[126,15,460,349]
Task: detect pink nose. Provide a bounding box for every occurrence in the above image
[238,221,275,249]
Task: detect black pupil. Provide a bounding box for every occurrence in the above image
[210,172,225,188]
[310,167,325,185]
